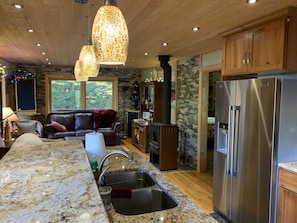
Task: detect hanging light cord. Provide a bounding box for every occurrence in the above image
[87,1,91,44]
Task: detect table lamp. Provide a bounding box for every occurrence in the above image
[2,107,19,147]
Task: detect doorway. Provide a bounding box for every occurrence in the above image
[197,66,221,173]
[206,71,221,174]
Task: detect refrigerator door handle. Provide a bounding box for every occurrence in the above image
[226,106,233,175]
[228,105,240,176]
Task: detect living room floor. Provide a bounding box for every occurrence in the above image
[120,138,215,214]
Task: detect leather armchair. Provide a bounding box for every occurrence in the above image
[12,120,43,138]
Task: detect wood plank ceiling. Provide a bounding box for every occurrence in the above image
[0,0,297,70]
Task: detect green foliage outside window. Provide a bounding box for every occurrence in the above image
[52,80,81,110]
[86,81,112,109]
[51,80,112,110]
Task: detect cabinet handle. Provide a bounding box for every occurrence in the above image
[243,52,246,64]
[246,52,251,64]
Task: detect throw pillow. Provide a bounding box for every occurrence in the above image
[51,121,67,132]
[93,109,117,129]
[49,114,74,131]
[74,113,93,130]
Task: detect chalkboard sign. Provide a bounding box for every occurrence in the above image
[15,79,36,113]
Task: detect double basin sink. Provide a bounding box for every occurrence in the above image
[103,169,178,215]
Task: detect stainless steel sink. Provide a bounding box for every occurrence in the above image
[102,169,179,215]
[104,170,155,189]
[111,188,178,215]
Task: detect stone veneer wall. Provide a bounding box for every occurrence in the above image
[7,65,141,134]
[176,56,200,169]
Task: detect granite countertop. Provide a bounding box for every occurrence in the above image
[279,161,297,174]
[0,140,219,223]
[0,140,109,223]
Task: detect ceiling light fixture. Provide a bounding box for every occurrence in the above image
[192,27,200,32]
[13,4,23,9]
[74,60,88,81]
[27,29,34,33]
[163,42,168,46]
[92,0,129,65]
[247,0,258,3]
[76,1,100,79]
[78,43,100,77]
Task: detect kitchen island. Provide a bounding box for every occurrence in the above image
[0,139,219,223]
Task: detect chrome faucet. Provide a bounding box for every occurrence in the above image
[97,150,133,186]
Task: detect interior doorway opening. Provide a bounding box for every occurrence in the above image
[197,65,221,173]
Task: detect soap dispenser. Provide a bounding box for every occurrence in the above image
[90,154,99,180]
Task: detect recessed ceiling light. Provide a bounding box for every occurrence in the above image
[45,58,49,61]
[47,62,51,65]
[247,0,258,3]
[36,43,41,47]
[162,42,168,46]
[192,27,200,32]
[41,52,46,55]
[144,52,148,56]
[13,4,23,9]
[27,29,34,33]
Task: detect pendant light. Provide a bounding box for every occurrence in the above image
[78,2,100,78]
[74,60,89,81]
[92,0,129,65]
[79,41,100,77]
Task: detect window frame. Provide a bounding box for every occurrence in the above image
[45,73,118,114]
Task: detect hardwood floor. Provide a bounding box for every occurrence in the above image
[120,138,215,214]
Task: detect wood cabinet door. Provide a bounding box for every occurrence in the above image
[277,187,297,223]
[277,168,297,223]
[248,18,286,73]
[222,31,249,75]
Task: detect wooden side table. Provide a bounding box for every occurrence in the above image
[132,120,150,153]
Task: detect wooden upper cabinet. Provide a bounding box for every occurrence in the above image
[222,6,297,76]
[248,19,285,73]
[223,31,249,74]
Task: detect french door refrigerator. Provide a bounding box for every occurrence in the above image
[213,77,297,223]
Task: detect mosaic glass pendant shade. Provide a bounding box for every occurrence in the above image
[92,4,129,65]
[79,44,100,77]
[74,60,88,81]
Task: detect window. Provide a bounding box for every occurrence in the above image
[86,81,113,109]
[45,74,118,113]
[15,78,36,113]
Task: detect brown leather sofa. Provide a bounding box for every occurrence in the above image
[43,109,122,145]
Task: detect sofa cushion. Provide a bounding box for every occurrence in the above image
[53,131,76,138]
[16,121,37,135]
[75,113,93,130]
[51,121,67,132]
[93,109,117,129]
[50,114,74,131]
[76,129,95,136]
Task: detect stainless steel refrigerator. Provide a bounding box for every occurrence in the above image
[213,77,297,223]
